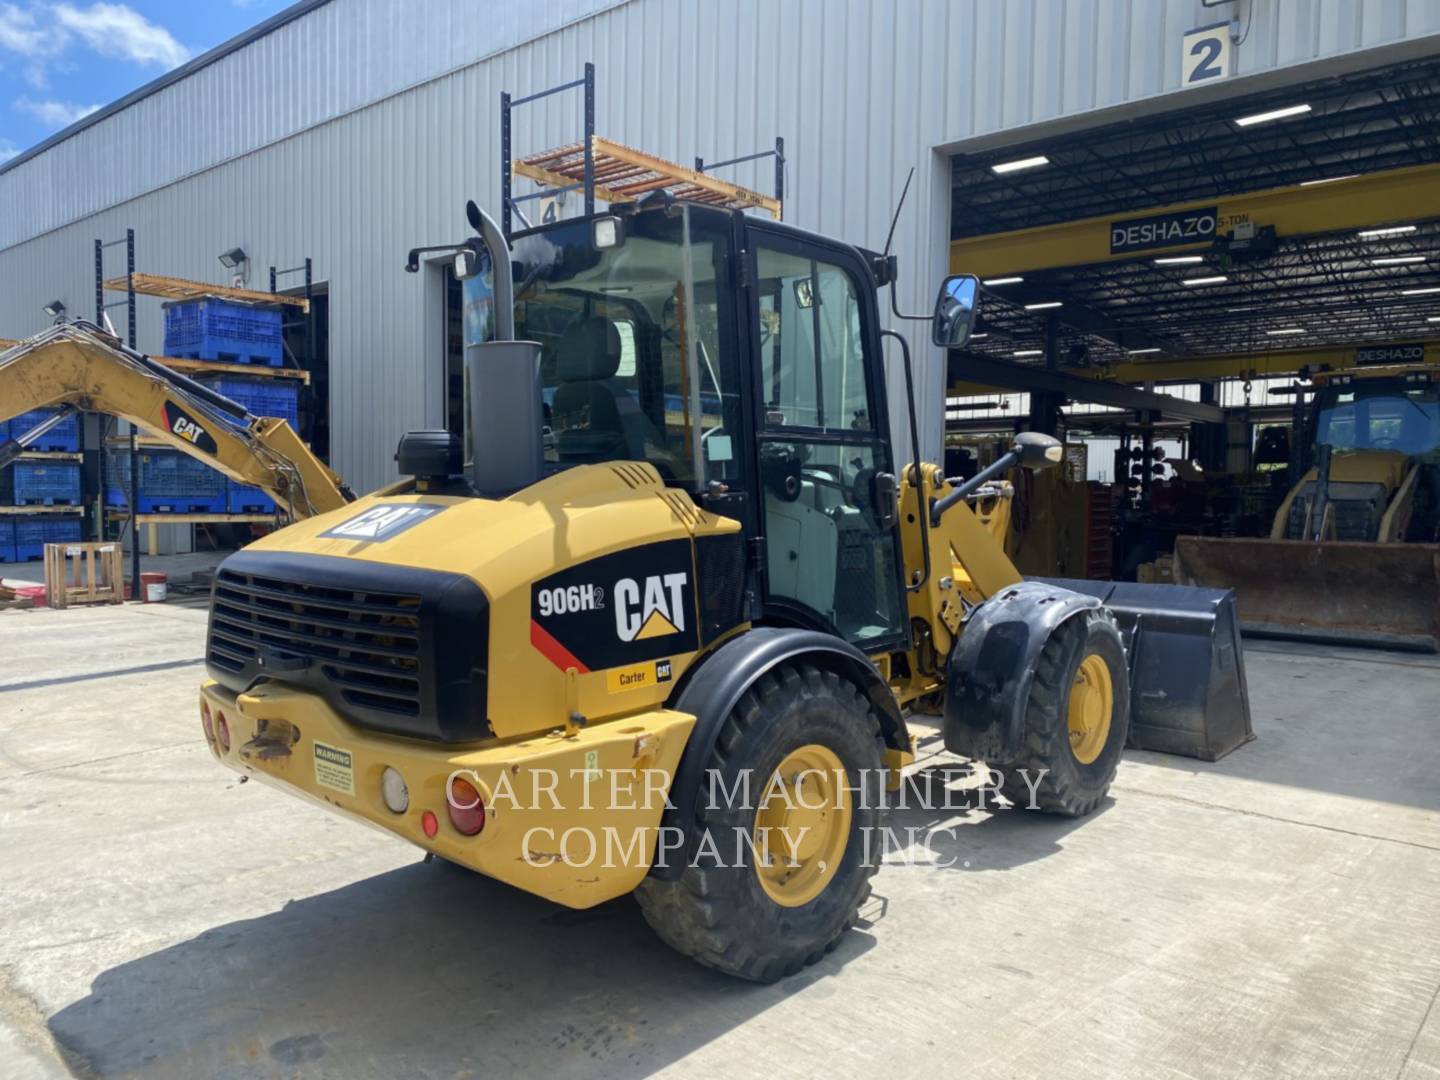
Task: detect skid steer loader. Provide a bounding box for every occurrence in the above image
[193,165,1250,980]
[1176,364,1440,651]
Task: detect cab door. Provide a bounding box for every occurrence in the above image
[744,227,908,651]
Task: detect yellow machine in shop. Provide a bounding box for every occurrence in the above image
[1177,364,1440,650]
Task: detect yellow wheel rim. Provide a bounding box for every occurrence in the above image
[1068,654,1114,765]
[753,744,852,907]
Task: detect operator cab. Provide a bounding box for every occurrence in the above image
[458,195,977,651]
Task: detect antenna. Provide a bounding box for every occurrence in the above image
[882,167,915,259]
[883,167,929,321]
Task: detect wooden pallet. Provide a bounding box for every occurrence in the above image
[44,541,125,608]
[154,354,310,383]
[103,272,309,312]
[0,504,84,516]
[0,585,35,611]
[514,135,782,218]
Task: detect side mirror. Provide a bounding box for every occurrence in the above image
[454,242,485,281]
[931,274,980,348]
[1013,431,1064,471]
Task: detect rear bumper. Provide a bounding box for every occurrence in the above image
[200,680,695,908]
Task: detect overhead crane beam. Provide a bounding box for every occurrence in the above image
[950,163,1440,279]
[950,341,1440,396]
[946,353,1225,423]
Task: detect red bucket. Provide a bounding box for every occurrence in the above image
[140,571,168,603]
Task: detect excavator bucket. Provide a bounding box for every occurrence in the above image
[1036,577,1255,761]
[1174,536,1440,653]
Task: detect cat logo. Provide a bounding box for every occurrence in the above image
[161,401,218,455]
[320,503,445,541]
[614,573,687,642]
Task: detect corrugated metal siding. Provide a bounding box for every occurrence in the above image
[1,0,1436,492]
[0,0,625,251]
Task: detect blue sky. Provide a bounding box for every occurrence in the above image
[0,0,293,162]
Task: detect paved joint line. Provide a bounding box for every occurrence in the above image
[1115,784,1440,854]
[0,657,205,694]
[1398,974,1440,1079]
[12,738,203,780]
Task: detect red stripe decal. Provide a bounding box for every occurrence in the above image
[530,619,590,674]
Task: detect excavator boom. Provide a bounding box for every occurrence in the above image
[0,323,349,518]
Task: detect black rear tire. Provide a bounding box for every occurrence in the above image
[635,662,883,983]
[992,609,1130,817]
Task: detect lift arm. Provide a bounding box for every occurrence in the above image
[0,323,350,518]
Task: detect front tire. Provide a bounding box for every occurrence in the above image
[635,662,883,982]
[992,609,1130,817]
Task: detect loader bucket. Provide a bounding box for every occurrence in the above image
[1173,536,1440,653]
[1034,577,1255,761]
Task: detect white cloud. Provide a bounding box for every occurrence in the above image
[15,93,99,128]
[0,136,19,161]
[52,2,188,68]
[0,3,47,55]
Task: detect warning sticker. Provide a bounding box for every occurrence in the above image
[313,741,355,795]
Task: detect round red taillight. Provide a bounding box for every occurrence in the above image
[200,700,214,742]
[421,810,439,839]
[215,712,230,752]
[447,777,486,837]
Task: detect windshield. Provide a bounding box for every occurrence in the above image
[465,204,741,489]
[1314,380,1440,458]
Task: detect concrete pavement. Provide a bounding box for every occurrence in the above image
[1,600,1438,1079]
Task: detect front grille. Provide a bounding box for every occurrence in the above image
[210,569,423,716]
[205,548,489,743]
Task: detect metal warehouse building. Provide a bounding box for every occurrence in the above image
[2,0,1438,498]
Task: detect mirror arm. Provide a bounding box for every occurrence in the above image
[930,450,1021,527]
[881,328,930,593]
[888,278,932,322]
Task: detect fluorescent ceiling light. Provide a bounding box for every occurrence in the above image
[1266,328,1306,336]
[1127,347,1162,355]
[1024,301,1063,311]
[991,154,1049,175]
[1235,103,1312,127]
[1429,316,1440,323]
[983,276,1024,286]
[1300,174,1357,187]
[1358,225,1416,239]
[969,333,989,340]
[1401,286,1440,296]
[1371,256,1426,266]
[1013,349,1043,357]
[1182,275,1229,287]
[1153,255,1204,266]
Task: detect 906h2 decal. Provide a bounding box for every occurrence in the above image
[529,540,697,675]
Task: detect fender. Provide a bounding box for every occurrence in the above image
[943,581,1101,762]
[649,626,908,881]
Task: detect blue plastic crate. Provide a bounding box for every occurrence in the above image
[105,450,226,513]
[163,298,284,367]
[14,514,83,561]
[6,408,80,452]
[0,521,15,563]
[3,461,82,505]
[227,480,277,514]
[198,376,300,425]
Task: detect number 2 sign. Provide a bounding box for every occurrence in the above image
[1182,22,1234,88]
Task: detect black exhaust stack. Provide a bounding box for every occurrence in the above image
[460,200,545,497]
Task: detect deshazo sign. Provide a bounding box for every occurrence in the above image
[1110,207,1218,256]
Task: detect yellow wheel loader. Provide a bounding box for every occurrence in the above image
[1176,365,1440,651]
[178,184,1254,981]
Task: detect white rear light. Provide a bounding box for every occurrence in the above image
[381,767,409,814]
